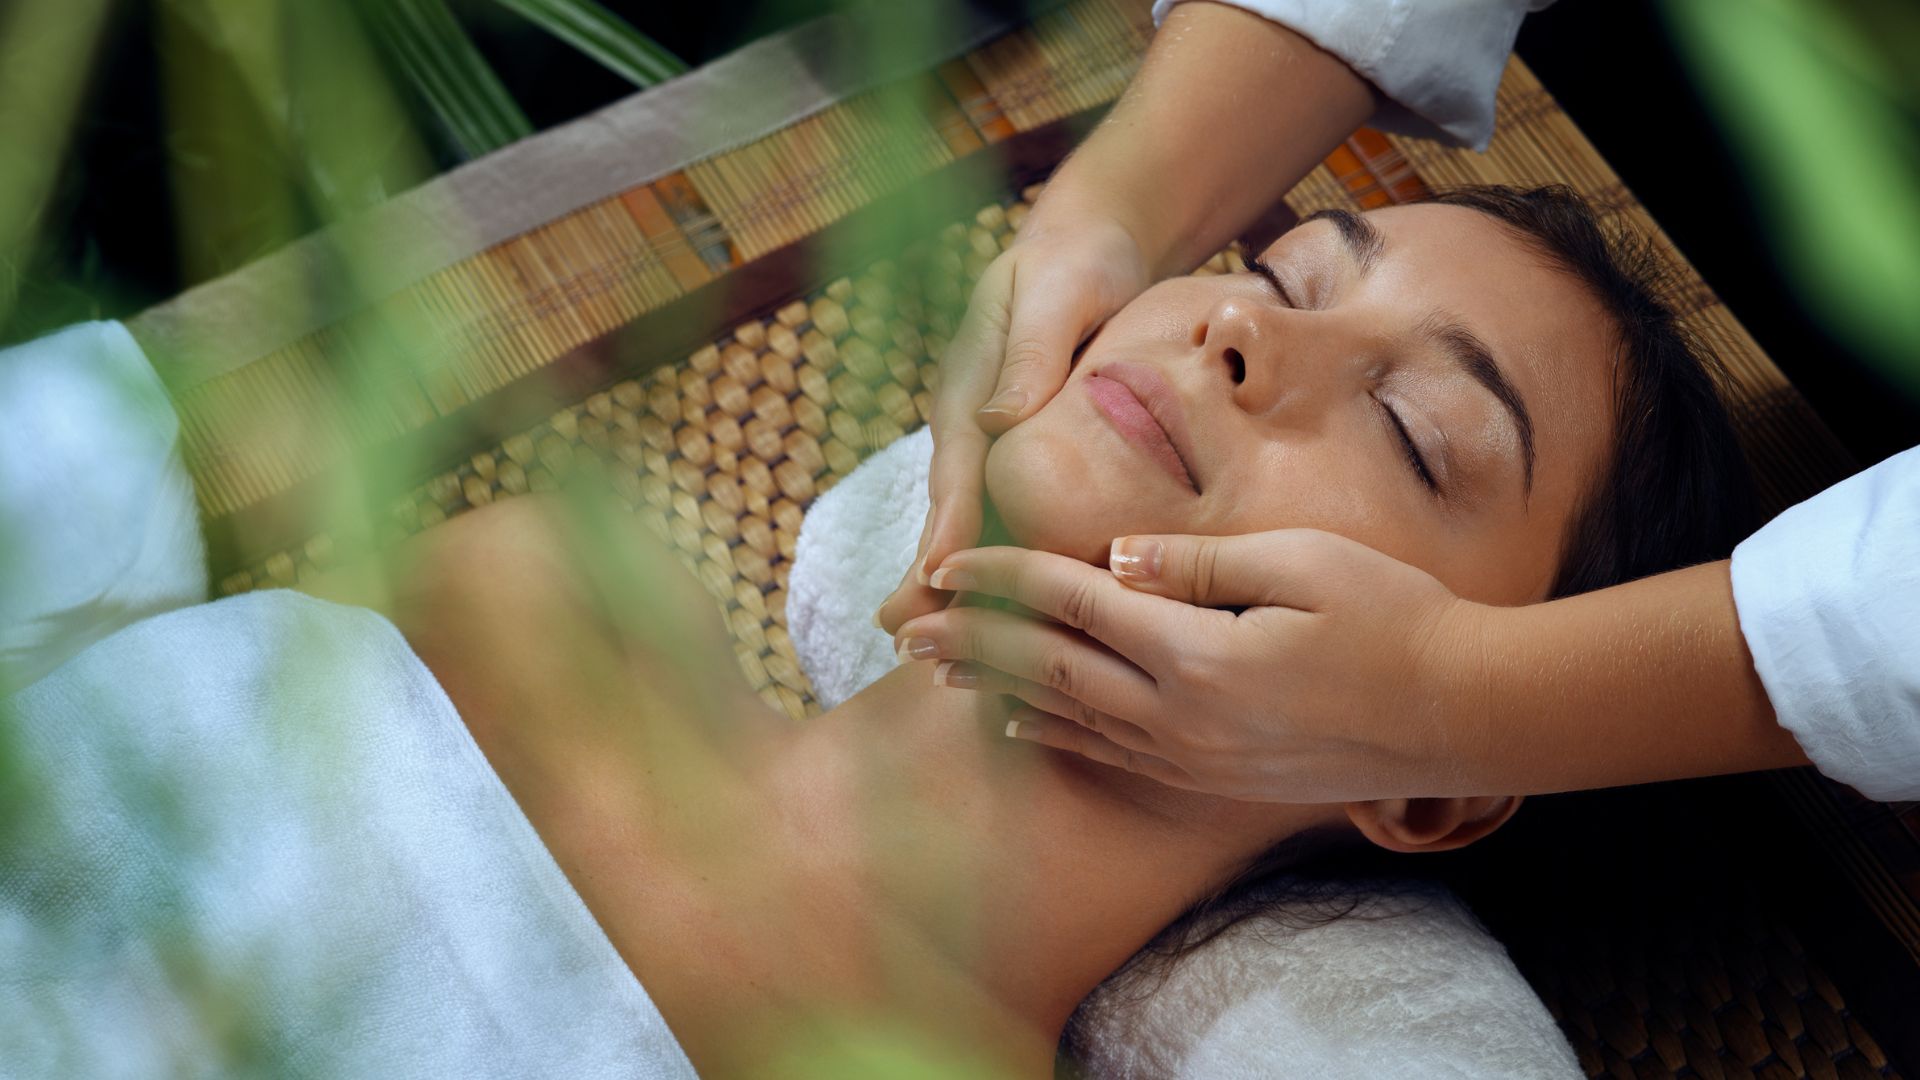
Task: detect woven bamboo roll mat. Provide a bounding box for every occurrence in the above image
[128,1,1917,1075]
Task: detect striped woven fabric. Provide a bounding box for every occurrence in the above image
[122,1,1915,1075]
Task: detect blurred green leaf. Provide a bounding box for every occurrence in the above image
[488,0,691,87]
[0,0,113,329]
[1661,0,1920,399]
[356,0,534,159]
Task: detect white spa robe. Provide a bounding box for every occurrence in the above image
[1731,447,1920,802]
[1149,2,1920,802]
[1151,0,1559,150]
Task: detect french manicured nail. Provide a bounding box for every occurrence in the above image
[916,517,941,584]
[1109,536,1163,582]
[932,661,979,689]
[1004,719,1029,739]
[896,636,938,663]
[872,608,885,629]
[928,567,977,591]
[977,387,1027,419]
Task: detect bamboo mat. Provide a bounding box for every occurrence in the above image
[124,1,1916,1075]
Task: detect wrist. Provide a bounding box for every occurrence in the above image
[1021,181,1158,267]
[1027,3,1375,278]
[1419,598,1507,795]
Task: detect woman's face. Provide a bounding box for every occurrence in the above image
[984,203,1619,605]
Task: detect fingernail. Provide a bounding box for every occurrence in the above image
[872,608,885,629]
[928,567,977,591]
[896,636,938,663]
[1005,719,1029,740]
[917,517,942,585]
[977,387,1027,419]
[1109,536,1163,582]
[932,661,979,689]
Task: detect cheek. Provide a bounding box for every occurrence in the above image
[1206,446,1463,581]
[984,408,1185,564]
[983,424,1113,564]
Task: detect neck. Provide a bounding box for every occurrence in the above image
[768,663,1340,1043]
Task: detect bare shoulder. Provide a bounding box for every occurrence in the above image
[303,493,750,725]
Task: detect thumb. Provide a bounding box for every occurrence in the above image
[1107,530,1381,610]
[919,426,987,584]
[975,271,1103,435]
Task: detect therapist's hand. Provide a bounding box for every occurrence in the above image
[871,3,1377,637]
[874,213,1149,635]
[893,530,1499,803]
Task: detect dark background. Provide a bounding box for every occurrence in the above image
[17,0,1919,467]
[1513,4,1920,467]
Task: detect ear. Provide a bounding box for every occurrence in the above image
[1344,795,1524,854]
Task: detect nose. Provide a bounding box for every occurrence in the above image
[1193,293,1349,418]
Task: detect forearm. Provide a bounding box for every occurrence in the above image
[1459,560,1810,796]
[1032,1,1375,278]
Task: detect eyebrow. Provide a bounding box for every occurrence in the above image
[1419,312,1538,497]
[1300,208,1385,276]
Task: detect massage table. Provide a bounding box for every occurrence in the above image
[117,2,1919,1074]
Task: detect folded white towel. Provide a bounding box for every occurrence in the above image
[789,425,1582,1079]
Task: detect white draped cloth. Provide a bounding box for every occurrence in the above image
[0,323,695,1079]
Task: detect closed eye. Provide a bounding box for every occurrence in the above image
[1376,397,1441,494]
[1247,255,1296,308]
[1251,254,1438,496]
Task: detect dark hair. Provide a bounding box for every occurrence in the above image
[1070,185,1759,1021]
[1429,184,1757,598]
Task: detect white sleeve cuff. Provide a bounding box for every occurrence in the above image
[1730,445,1920,802]
[1151,0,1555,150]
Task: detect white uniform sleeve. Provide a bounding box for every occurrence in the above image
[1150,0,1556,150]
[1730,445,1920,802]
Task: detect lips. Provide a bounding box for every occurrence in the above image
[1085,363,1200,492]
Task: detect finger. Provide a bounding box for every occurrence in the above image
[933,256,1017,423]
[876,565,951,637]
[911,502,935,566]
[1002,708,1197,790]
[917,423,988,584]
[975,266,1098,434]
[920,259,1015,585]
[929,545,1193,667]
[896,606,1159,721]
[1104,529,1387,610]
[929,660,1162,752]
[876,509,943,634]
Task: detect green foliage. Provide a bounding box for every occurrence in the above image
[355,0,535,160]
[7,0,955,1071]
[489,0,691,87]
[355,0,691,160]
[0,0,114,332]
[1661,0,1920,398]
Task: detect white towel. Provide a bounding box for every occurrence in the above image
[789,426,1583,1079]
[2,594,699,1079]
[0,324,696,1079]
